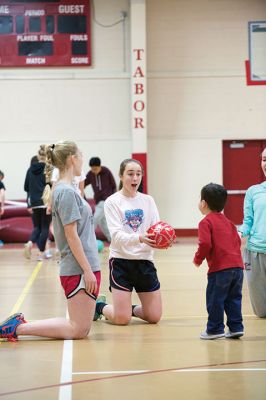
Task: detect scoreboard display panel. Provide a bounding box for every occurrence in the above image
[0,0,91,67]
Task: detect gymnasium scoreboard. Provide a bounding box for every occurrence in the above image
[0,0,91,67]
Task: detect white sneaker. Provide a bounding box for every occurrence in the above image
[37,254,43,261]
[44,250,52,259]
[24,242,32,259]
[225,331,244,339]
[200,331,225,340]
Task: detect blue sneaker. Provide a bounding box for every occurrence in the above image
[0,313,27,342]
[93,294,106,321]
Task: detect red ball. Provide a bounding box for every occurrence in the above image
[147,221,176,249]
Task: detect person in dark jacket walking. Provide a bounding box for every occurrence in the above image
[84,157,116,242]
[24,145,52,261]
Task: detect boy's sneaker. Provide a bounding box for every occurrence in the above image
[200,331,225,340]
[225,330,244,339]
[0,313,27,342]
[24,241,32,259]
[93,294,107,321]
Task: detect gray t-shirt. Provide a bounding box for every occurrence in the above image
[52,182,100,275]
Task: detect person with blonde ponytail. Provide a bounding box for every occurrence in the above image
[0,141,101,342]
[23,145,52,261]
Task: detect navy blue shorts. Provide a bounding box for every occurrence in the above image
[109,258,160,293]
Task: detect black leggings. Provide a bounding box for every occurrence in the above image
[30,208,52,252]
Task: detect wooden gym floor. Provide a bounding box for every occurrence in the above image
[0,239,266,400]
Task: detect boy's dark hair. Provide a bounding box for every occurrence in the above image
[89,157,101,167]
[0,170,4,179]
[201,183,227,212]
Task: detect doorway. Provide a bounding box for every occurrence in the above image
[223,139,266,225]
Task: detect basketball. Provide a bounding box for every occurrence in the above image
[147,221,176,249]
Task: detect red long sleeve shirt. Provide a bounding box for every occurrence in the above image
[193,212,243,274]
[84,166,117,204]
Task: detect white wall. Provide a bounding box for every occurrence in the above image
[148,138,222,227]
[1,0,266,229]
[147,0,266,228]
[0,0,131,197]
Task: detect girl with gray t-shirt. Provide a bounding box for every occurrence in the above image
[0,141,101,342]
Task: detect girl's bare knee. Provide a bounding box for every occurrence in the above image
[113,314,131,325]
[144,312,162,324]
[147,317,160,324]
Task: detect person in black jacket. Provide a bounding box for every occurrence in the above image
[0,170,5,217]
[24,145,52,261]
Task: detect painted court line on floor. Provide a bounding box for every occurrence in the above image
[72,367,266,375]
[59,310,72,400]
[9,261,43,315]
[72,370,150,375]
[0,359,265,398]
[165,314,257,319]
[1,258,74,400]
[175,368,266,372]
[0,261,43,345]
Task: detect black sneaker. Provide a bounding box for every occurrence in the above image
[93,295,106,321]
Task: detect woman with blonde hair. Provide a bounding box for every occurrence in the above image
[0,141,101,341]
[23,145,52,261]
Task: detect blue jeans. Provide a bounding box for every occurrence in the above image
[206,268,244,334]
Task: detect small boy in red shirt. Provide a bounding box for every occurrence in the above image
[193,183,244,340]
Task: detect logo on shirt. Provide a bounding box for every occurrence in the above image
[124,209,144,232]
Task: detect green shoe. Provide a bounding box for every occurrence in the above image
[93,294,107,321]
